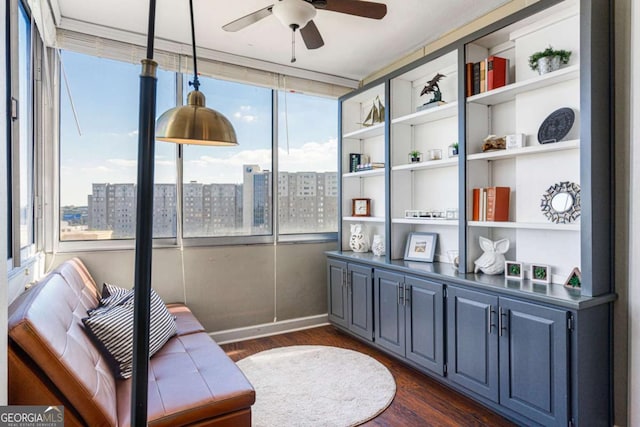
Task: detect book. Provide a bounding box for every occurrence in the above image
[349,153,361,173]
[486,186,510,221]
[472,62,480,95]
[479,59,486,93]
[472,188,480,221]
[465,62,473,97]
[487,56,508,91]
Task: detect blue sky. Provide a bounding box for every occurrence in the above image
[59,51,337,206]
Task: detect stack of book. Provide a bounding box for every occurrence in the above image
[472,187,511,221]
[465,56,509,97]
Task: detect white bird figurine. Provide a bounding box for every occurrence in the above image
[474,236,510,275]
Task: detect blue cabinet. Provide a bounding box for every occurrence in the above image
[447,286,568,426]
[327,259,373,341]
[374,270,445,376]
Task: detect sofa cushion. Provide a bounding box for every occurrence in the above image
[116,332,256,427]
[82,288,177,379]
[8,271,119,426]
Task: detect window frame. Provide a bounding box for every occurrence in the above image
[7,0,38,273]
[52,50,338,254]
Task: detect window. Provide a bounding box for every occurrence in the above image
[181,76,272,238]
[56,50,338,245]
[59,51,176,240]
[7,0,36,268]
[277,91,338,235]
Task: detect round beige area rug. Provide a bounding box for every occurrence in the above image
[237,345,396,427]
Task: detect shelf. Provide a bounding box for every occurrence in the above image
[342,122,385,139]
[466,64,579,106]
[392,102,458,126]
[392,157,458,171]
[467,139,579,161]
[468,221,580,231]
[343,216,386,223]
[392,218,459,226]
[343,169,385,178]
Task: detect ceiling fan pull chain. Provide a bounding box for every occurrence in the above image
[291,28,297,63]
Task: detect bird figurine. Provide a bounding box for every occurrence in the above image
[474,236,510,275]
[420,73,446,104]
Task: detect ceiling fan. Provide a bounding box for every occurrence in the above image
[222,0,387,63]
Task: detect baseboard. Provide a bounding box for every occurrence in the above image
[210,314,329,344]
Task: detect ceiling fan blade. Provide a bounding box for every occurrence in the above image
[322,0,387,19]
[222,5,274,32]
[300,20,324,49]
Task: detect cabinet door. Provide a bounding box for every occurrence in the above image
[348,264,374,340]
[499,298,568,426]
[447,286,499,402]
[327,259,348,329]
[374,270,405,356]
[405,276,444,376]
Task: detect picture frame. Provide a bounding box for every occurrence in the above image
[505,260,524,280]
[564,267,581,289]
[352,198,371,217]
[404,232,438,262]
[530,264,551,284]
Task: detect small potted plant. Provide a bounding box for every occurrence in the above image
[409,150,422,163]
[448,142,459,158]
[528,46,572,75]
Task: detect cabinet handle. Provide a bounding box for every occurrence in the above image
[404,286,410,306]
[342,270,347,287]
[488,307,496,334]
[397,284,404,306]
[499,307,508,337]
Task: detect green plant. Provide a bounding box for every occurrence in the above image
[508,263,521,276]
[452,142,459,150]
[409,150,421,159]
[568,274,581,288]
[528,46,572,71]
[534,266,547,280]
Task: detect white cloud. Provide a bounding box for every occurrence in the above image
[234,105,258,123]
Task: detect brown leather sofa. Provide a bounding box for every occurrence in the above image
[8,258,255,426]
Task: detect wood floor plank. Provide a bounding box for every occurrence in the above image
[221,325,516,426]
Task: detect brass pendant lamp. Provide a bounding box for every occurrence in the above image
[155,0,238,146]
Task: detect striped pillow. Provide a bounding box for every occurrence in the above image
[82,286,177,379]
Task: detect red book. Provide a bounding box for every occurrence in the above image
[487,56,508,91]
[486,187,510,221]
[472,188,480,221]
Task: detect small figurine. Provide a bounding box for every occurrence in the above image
[420,73,446,104]
[474,236,510,275]
[349,223,370,253]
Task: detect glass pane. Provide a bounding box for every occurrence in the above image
[18,3,33,250]
[277,91,338,234]
[182,77,272,237]
[59,51,176,240]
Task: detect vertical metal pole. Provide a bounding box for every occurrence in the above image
[131,0,157,424]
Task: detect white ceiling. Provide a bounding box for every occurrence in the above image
[54,0,512,82]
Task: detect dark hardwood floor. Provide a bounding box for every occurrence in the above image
[221,325,516,427]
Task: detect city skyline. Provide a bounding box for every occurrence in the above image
[61,167,338,240]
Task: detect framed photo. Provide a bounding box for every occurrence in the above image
[564,267,581,289]
[404,232,437,262]
[352,198,371,217]
[531,264,551,284]
[505,261,524,280]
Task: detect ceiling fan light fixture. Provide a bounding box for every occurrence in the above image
[272,0,317,29]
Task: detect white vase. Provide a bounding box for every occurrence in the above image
[349,224,369,253]
[371,235,385,256]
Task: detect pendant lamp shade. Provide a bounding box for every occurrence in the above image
[156,90,238,145]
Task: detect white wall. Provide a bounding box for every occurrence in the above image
[0,0,8,406]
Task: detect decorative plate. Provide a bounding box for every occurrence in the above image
[537,108,575,144]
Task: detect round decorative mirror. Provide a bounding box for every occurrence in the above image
[541,181,580,223]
